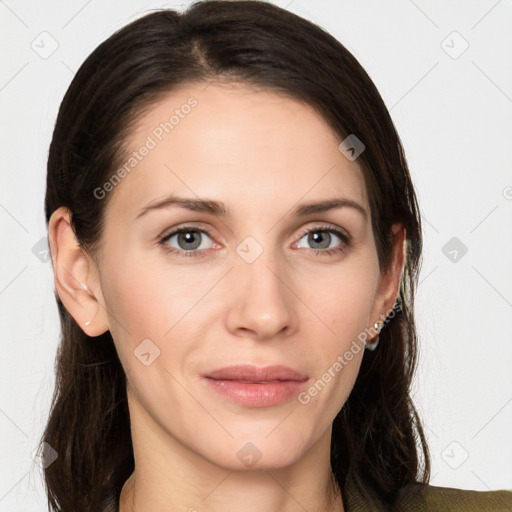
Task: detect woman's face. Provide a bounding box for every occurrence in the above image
[88,81,403,470]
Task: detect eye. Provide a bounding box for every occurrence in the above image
[158,226,215,258]
[294,225,350,256]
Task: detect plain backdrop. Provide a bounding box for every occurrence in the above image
[1,0,511,509]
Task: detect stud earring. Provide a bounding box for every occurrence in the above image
[365,321,382,351]
[85,320,92,326]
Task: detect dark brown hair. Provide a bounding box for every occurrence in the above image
[42,1,429,510]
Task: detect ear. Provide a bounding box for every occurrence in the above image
[48,206,109,337]
[370,222,406,326]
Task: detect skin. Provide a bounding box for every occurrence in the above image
[48,81,405,512]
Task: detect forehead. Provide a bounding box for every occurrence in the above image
[104,81,369,220]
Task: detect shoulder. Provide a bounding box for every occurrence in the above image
[394,481,512,511]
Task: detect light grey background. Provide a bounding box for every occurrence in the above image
[1,0,511,509]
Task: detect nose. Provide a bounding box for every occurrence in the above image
[225,245,297,340]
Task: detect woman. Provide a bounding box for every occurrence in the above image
[41,1,512,511]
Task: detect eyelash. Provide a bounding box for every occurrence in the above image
[158,224,350,258]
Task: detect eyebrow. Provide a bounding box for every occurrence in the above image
[135,195,368,221]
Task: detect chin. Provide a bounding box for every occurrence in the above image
[201,435,310,471]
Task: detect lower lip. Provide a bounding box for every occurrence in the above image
[203,378,308,407]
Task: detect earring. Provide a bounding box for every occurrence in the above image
[365,321,382,351]
[84,306,99,328]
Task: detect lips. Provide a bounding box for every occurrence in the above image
[201,364,309,407]
[202,364,309,383]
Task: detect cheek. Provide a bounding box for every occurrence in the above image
[104,252,207,337]
[307,259,379,342]
[101,252,224,382]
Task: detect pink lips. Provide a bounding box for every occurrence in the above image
[202,364,309,407]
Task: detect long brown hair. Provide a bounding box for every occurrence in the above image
[42,1,430,510]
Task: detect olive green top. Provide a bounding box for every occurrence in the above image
[344,478,512,511]
[100,477,512,511]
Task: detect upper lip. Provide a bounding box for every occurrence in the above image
[202,364,309,382]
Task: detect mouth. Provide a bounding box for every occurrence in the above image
[201,365,309,407]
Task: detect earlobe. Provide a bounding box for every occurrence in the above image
[48,207,109,337]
